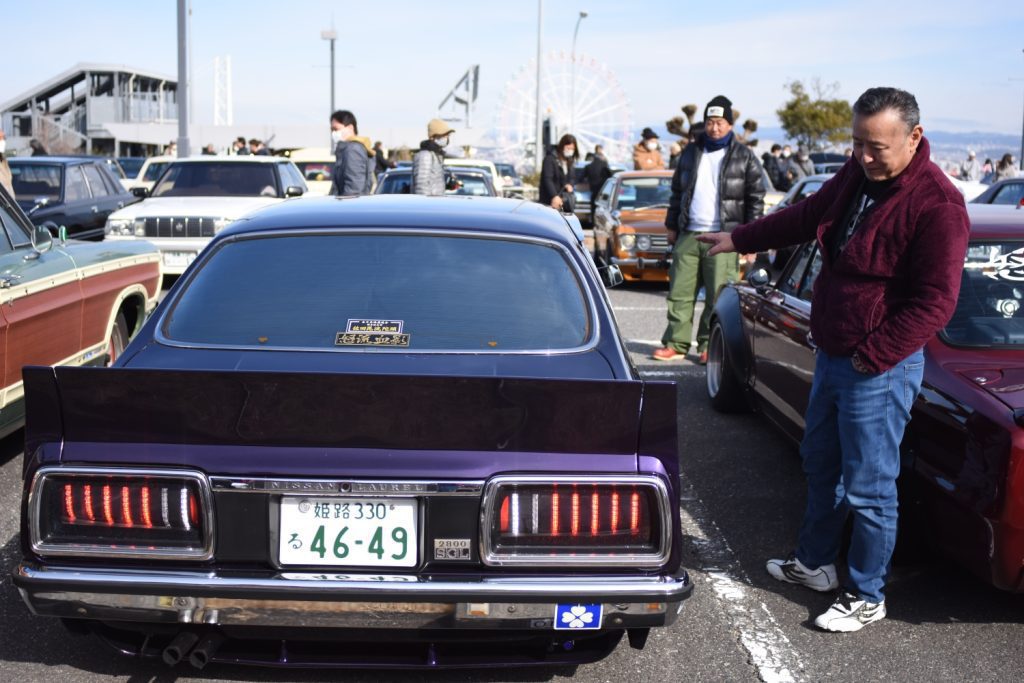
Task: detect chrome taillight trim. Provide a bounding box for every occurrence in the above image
[28,466,215,560]
[479,474,672,567]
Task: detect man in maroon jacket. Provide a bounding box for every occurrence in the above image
[698,87,970,632]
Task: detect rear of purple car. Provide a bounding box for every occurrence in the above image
[14,196,691,669]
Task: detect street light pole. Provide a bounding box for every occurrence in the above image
[534,0,544,173]
[176,0,190,158]
[570,11,588,135]
[322,28,338,115]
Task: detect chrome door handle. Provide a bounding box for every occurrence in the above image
[0,274,22,288]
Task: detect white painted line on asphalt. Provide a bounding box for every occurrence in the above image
[627,338,665,346]
[679,490,805,683]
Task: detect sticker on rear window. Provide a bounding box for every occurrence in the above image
[346,319,404,334]
[335,332,410,347]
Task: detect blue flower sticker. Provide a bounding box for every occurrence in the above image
[554,603,602,630]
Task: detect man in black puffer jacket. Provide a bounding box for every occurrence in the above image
[654,95,766,363]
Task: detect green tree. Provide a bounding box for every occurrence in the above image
[776,80,852,150]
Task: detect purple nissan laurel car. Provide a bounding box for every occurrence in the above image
[14,195,691,669]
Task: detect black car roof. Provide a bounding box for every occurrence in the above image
[8,156,98,165]
[220,195,576,243]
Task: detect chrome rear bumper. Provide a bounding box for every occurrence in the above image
[16,563,692,630]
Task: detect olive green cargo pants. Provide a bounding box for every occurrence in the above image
[661,231,739,354]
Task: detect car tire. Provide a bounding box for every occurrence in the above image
[706,320,747,412]
[106,312,129,366]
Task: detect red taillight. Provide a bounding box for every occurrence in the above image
[484,478,668,566]
[31,469,211,559]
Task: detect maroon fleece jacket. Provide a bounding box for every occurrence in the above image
[731,137,969,373]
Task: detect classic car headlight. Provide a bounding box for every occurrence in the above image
[105,218,134,236]
[28,467,213,559]
[480,475,671,567]
[618,233,637,251]
[636,235,652,251]
[133,219,146,236]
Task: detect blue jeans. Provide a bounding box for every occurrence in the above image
[796,349,924,604]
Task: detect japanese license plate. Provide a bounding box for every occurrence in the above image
[162,251,196,268]
[279,497,417,567]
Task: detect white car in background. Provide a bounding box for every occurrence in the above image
[444,158,504,196]
[105,156,307,274]
[130,155,177,192]
[287,147,335,196]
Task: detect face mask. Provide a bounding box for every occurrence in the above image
[646,141,658,151]
[0,140,6,155]
[562,148,575,159]
[435,136,449,148]
[782,150,791,158]
[331,129,345,144]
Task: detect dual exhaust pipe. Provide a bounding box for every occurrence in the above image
[161,630,224,669]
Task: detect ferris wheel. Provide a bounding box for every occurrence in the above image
[489,52,634,171]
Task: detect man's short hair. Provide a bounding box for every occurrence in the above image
[249,139,260,146]
[771,144,782,153]
[331,110,359,134]
[853,87,920,132]
[594,144,603,153]
[236,136,246,145]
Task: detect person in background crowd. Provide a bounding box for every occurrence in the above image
[959,150,980,181]
[29,138,48,156]
[697,86,969,633]
[202,143,216,155]
[763,144,785,190]
[843,147,853,158]
[654,95,765,364]
[412,119,454,196]
[633,127,664,170]
[539,133,578,210]
[163,141,177,157]
[584,143,612,215]
[994,153,1019,181]
[779,144,805,188]
[0,131,12,196]
[329,109,374,196]
[981,158,994,184]
[233,137,249,155]
[373,141,391,175]
[669,142,683,170]
[249,139,270,156]
[795,147,816,177]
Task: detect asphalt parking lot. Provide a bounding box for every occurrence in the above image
[0,282,1021,682]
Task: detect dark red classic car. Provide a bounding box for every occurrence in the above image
[706,204,1024,592]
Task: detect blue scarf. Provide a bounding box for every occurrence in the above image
[703,130,734,153]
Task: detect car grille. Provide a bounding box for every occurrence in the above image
[646,234,670,251]
[142,217,216,238]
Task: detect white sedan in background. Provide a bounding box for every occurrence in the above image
[105,156,307,275]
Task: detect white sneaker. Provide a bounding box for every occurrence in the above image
[814,592,886,632]
[766,553,839,592]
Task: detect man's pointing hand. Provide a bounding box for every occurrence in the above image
[695,232,736,256]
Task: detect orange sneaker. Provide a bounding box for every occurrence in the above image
[697,351,708,365]
[653,347,684,361]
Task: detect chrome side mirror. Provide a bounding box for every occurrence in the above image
[285,185,305,198]
[28,198,50,216]
[602,264,625,288]
[747,267,771,294]
[27,224,53,259]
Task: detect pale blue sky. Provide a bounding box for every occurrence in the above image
[4,0,1024,142]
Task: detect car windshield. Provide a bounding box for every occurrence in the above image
[616,177,672,210]
[296,161,333,182]
[496,163,519,179]
[163,234,590,351]
[119,158,145,177]
[943,241,1024,348]
[152,162,280,198]
[143,161,170,182]
[9,164,62,201]
[450,174,492,196]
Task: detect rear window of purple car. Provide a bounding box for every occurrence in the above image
[943,241,1024,348]
[162,233,592,351]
